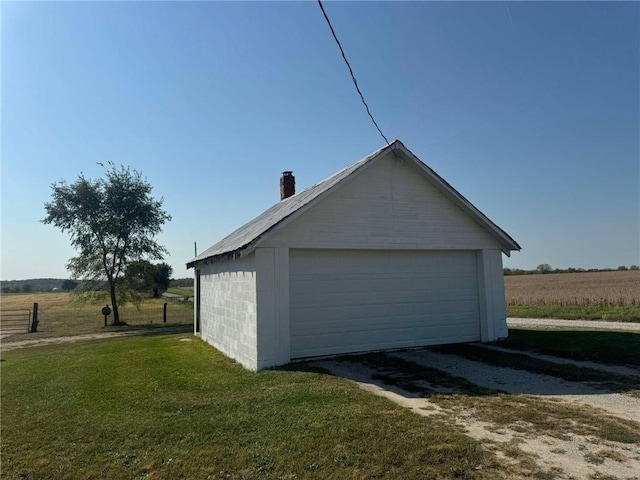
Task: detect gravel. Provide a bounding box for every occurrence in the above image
[507,317,640,331]
[393,349,640,423]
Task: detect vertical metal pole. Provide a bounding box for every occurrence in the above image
[163,302,167,323]
[195,270,201,333]
[30,303,39,333]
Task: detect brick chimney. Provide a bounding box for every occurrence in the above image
[280,171,295,200]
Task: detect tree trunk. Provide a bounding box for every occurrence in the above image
[109,282,120,325]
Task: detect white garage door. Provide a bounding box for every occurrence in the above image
[290,249,480,359]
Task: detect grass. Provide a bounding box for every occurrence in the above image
[431,343,640,391]
[499,327,640,367]
[165,287,194,297]
[431,393,640,444]
[0,292,192,339]
[507,304,640,322]
[1,334,508,480]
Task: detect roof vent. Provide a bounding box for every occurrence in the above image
[280,171,295,200]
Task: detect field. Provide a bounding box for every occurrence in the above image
[505,270,640,306]
[0,291,193,339]
[505,270,640,321]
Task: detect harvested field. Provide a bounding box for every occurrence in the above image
[505,270,640,307]
[0,292,192,340]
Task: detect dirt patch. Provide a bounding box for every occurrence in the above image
[0,325,192,352]
[311,350,640,480]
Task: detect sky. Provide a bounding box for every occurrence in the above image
[1,1,638,281]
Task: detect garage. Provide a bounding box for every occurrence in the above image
[290,249,480,358]
[188,140,520,370]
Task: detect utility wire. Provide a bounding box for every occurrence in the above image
[317,0,391,147]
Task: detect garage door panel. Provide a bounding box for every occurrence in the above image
[290,249,481,359]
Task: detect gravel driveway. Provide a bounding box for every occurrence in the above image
[508,317,640,332]
[312,345,640,480]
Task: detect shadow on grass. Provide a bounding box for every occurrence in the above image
[282,343,640,399]
[102,323,193,336]
[1,324,194,350]
[501,328,640,367]
[276,362,333,375]
[279,352,499,399]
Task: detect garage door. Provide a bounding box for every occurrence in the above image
[290,249,480,359]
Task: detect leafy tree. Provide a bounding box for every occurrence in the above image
[21,284,33,293]
[630,265,639,271]
[1,286,11,294]
[124,260,172,298]
[536,263,552,274]
[152,263,172,298]
[42,165,171,325]
[617,265,628,271]
[61,279,79,291]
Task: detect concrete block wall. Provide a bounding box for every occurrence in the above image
[198,253,258,370]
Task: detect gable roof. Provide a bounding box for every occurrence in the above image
[187,140,520,268]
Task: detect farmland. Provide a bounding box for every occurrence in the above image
[0,292,192,339]
[505,270,640,321]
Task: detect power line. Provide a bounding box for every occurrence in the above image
[317,0,391,147]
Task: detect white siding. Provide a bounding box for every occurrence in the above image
[255,248,290,369]
[198,253,258,370]
[262,154,501,251]
[289,249,481,359]
[477,249,508,341]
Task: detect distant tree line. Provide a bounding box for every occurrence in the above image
[504,264,639,276]
[1,278,66,293]
[1,284,33,294]
[1,262,177,297]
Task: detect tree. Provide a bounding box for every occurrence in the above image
[152,263,172,298]
[124,260,172,298]
[42,165,171,325]
[536,264,552,274]
[61,279,79,291]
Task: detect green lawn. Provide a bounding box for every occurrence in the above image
[507,304,640,322]
[166,287,194,298]
[433,343,640,391]
[500,327,640,366]
[2,334,505,480]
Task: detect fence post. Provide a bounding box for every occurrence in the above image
[30,303,39,333]
[163,302,168,323]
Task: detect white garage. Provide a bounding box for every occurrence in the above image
[188,140,520,371]
[290,249,480,358]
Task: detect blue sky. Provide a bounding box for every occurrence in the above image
[2,1,638,280]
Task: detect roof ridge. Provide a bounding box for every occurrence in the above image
[187,139,519,269]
